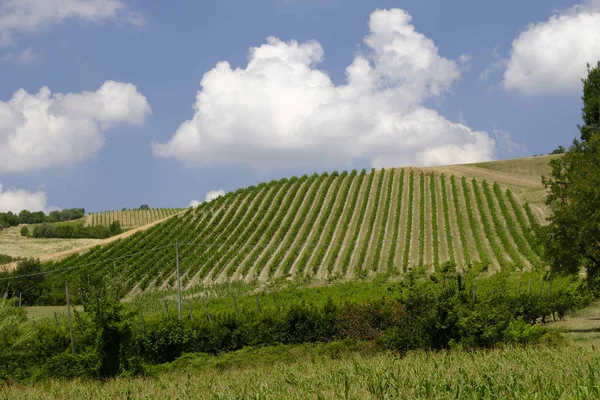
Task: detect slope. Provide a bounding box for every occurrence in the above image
[42,159,547,294]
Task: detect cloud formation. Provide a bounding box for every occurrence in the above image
[0,0,143,46]
[0,183,49,213]
[189,189,226,208]
[205,189,225,202]
[0,80,151,173]
[502,0,600,94]
[153,8,497,172]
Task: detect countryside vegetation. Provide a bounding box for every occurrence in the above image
[1,62,600,398]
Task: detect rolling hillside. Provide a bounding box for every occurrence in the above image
[45,160,547,294]
[86,208,185,229]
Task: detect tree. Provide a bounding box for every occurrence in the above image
[20,226,29,237]
[550,145,566,154]
[579,61,600,142]
[77,273,133,378]
[541,60,600,284]
[108,220,121,236]
[0,298,28,380]
[139,204,150,210]
[9,258,45,305]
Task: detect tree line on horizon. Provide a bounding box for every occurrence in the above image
[0,208,85,231]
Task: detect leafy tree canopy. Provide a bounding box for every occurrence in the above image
[541,60,600,284]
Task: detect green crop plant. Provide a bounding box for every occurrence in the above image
[492,183,541,268]
[402,170,415,273]
[460,176,487,264]
[440,174,454,262]
[471,179,507,266]
[419,171,425,266]
[386,169,404,275]
[290,173,336,276]
[304,171,345,276]
[340,168,375,275]
[356,168,385,274]
[308,171,353,277]
[430,173,439,268]
[371,169,395,272]
[326,170,364,275]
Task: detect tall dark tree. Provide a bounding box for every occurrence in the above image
[10,258,45,305]
[541,61,600,284]
[579,61,600,142]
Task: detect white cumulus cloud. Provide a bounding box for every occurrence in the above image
[502,0,600,94]
[188,189,226,208]
[0,0,143,46]
[205,189,225,202]
[152,8,497,172]
[0,183,49,214]
[0,80,151,173]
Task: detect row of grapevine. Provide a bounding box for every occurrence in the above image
[356,168,386,274]
[430,173,440,268]
[340,169,376,275]
[418,172,426,266]
[371,169,395,272]
[460,176,487,264]
[493,183,541,268]
[386,170,405,274]
[402,170,415,273]
[45,169,545,293]
[306,171,351,277]
[326,170,365,275]
[87,208,185,229]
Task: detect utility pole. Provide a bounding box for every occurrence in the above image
[176,240,182,321]
[65,282,75,354]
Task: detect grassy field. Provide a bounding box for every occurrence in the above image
[2,339,598,399]
[10,298,600,399]
[0,225,102,261]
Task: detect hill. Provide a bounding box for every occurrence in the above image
[0,211,182,269]
[85,208,185,230]
[44,158,548,294]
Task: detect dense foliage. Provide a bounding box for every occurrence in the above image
[29,221,122,239]
[540,61,600,286]
[0,267,589,382]
[0,208,85,230]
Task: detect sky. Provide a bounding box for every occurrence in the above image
[0,0,598,214]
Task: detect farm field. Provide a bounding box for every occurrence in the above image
[86,208,185,229]
[0,225,103,261]
[3,340,598,399]
[45,162,544,294]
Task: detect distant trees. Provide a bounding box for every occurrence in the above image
[139,205,150,210]
[31,222,122,239]
[550,145,566,155]
[0,208,85,229]
[540,61,600,286]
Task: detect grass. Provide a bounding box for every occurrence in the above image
[4,340,600,399]
[0,226,102,262]
[25,305,83,321]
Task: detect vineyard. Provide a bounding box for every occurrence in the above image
[85,208,185,230]
[44,167,544,294]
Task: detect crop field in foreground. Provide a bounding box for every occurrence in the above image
[3,342,598,399]
[45,164,543,294]
[85,208,184,230]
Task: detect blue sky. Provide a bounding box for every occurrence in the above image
[0,0,598,213]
